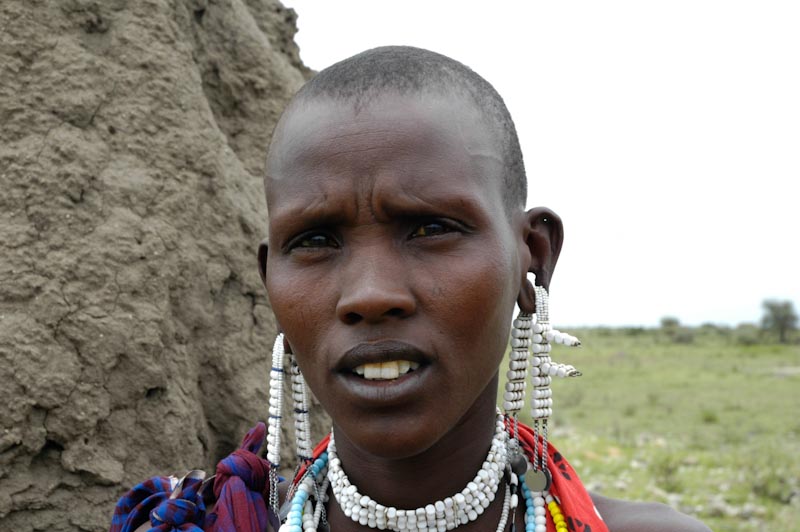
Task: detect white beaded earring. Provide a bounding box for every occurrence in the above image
[527,283,582,492]
[270,335,322,524]
[505,312,531,415]
[267,334,286,515]
[290,355,313,462]
[505,307,532,479]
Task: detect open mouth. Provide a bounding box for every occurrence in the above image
[336,340,431,385]
[335,342,432,403]
[352,360,421,380]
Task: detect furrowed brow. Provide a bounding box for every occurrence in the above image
[269,200,348,239]
[379,191,488,223]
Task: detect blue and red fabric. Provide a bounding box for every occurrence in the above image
[206,422,279,532]
[110,471,206,532]
[110,422,278,532]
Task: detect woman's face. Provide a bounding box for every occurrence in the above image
[263,92,526,459]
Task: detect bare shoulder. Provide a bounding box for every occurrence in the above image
[591,492,712,532]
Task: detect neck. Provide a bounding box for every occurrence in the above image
[329,376,500,510]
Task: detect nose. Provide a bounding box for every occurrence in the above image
[335,250,416,325]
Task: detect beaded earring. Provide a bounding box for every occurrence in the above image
[267,334,286,515]
[279,352,321,525]
[290,355,313,463]
[527,283,582,493]
[268,334,317,519]
[505,307,532,478]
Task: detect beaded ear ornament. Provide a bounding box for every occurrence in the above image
[504,277,582,531]
[267,334,316,519]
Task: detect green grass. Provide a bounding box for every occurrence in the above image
[498,328,800,531]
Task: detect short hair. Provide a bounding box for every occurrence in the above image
[291,46,527,210]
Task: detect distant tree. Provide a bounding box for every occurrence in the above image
[660,316,680,329]
[761,300,798,343]
[659,316,693,343]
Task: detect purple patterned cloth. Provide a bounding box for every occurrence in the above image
[110,422,278,532]
[207,423,278,532]
[110,472,206,532]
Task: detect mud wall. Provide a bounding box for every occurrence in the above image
[0,1,319,529]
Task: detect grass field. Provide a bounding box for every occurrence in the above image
[499,327,800,530]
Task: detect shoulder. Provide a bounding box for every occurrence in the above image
[590,492,711,532]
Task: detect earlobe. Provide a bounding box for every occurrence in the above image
[258,238,269,287]
[516,207,564,313]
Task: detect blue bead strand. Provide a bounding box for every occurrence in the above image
[283,452,329,532]
[520,476,536,532]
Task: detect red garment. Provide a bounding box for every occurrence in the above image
[516,422,608,532]
[206,423,277,532]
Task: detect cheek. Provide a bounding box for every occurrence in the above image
[424,245,516,359]
[266,262,333,353]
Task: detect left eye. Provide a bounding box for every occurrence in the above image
[410,222,451,238]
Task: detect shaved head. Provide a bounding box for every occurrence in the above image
[273,46,527,211]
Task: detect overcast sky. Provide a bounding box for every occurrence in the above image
[281,0,799,327]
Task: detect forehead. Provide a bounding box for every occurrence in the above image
[265,92,506,209]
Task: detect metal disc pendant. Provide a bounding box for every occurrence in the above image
[510,452,528,477]
[525,468,551,492]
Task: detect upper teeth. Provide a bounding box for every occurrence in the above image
[354,360,420,380]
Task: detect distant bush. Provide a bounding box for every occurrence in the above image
[671,327,695,344]
[622,327,647,337]
[735,323,761,346]
[660,316,681,329]
[659,316,694,343]
[698,322,731,340]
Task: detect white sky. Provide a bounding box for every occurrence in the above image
[281,0,800,327]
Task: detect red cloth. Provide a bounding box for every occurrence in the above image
[206,423,278,532]
[516,422,608,532]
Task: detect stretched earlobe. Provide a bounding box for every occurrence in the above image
[257,238,269,287]
[516,207,564,313]
[517,274,537,314]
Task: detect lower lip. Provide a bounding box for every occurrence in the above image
[336,366,430,406]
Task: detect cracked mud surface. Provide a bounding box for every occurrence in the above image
[0,1,326,530]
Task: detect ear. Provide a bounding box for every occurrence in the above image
[258,238,291,351]
[516,207,564,313]
[257,238,269,288]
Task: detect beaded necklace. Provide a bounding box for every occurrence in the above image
[327,413,507,530]
[279,413,569,532]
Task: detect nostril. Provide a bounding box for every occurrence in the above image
[386,308,405,318]
[343,312,362,325]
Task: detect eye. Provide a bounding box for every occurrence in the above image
[288,232,338,251]
[410,221,454,239]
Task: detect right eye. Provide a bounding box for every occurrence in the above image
[288,232,338,251]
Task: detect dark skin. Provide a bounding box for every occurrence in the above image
[258,91,710,532]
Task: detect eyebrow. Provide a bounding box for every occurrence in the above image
[270,188,489,240]
[269,198,349,240]
[377,190,488,224]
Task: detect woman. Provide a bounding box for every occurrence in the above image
[112,47,709,532]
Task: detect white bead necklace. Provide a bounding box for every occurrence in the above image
[326,412,509,532]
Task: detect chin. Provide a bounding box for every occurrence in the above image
[334,409,444,460]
